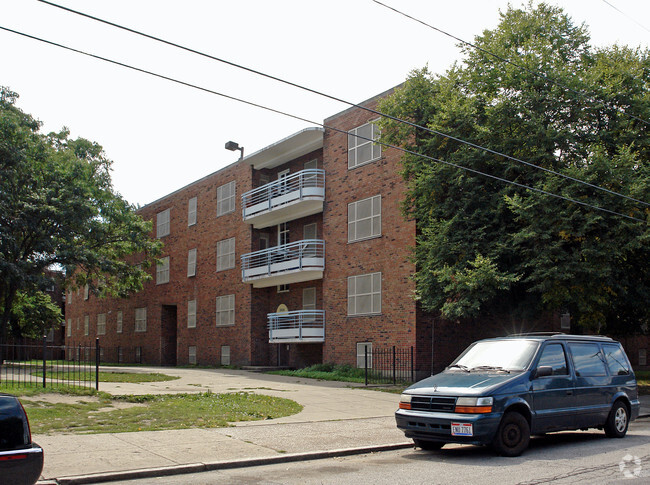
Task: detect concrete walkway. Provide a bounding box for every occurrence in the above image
[33,367,650,485]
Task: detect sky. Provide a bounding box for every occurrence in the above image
[2,0,649,207]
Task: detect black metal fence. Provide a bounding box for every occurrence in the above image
[0,338,100,390]
[363,346,414,385]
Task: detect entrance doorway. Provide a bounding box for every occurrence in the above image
[161,305,177,365]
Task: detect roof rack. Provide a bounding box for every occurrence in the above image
[507,332,566,337]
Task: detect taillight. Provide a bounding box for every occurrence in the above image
[18,399,32,444]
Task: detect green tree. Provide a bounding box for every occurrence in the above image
[0,87,161,344]
[378,3,650,332]
[10,290,62,339]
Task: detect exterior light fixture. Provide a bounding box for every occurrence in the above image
[225,141,244,160]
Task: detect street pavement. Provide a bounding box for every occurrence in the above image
[33,367,650,485]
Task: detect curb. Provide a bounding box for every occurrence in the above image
[45,442,413,485]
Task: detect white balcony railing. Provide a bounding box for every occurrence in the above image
[241,169,325,228]
[268,310,325,343]
[241,239,325,288]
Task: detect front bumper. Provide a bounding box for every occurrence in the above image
[395,409,502,446]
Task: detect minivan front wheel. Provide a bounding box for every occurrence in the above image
[604,401,629,438]
[493,412,530,457]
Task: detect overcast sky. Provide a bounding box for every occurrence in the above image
[3,0,649,207]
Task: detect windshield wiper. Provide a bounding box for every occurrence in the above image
[447,364,470,373]
[470,365,511,374]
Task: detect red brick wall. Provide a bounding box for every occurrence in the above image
[321,90,418,367]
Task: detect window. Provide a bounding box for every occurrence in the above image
[278,222,289,246]
[217,181,236,216]
[188,300,197,328]
[187,248,197,277]
[135,307,147,332]
[157,208,170,238]
[277,284,289,293]
[68,290,73,305]
[537,344,568,375]
[560,313,570,330]
[304,159,319,186]
[348,121,381,169]
[221,346,231,366]
[156,256,170,284]
[348,195,381,242]
[188,346,197,365]
[135,346,142,363]
[603,344,631,376]
[348,272,381,316]
[97,313,106,335]
[84,284,89,300]
[303,287,316,310]
[116,311,123,334]
[67,318,72,337]
[84,315,89,336]
[568,343,607,377]
[118,347,124,363]
[357,342,372,368]
[76,317,80,331]
[216,237,235,271]
[303,223,317,240]
[188,197,197,226]
[46,328,54,342]
[216,294,235,326]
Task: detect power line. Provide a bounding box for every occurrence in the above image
[35,0,650,210]
[1,24,646,225]
[602,0,650,34]
[372,0,650,128]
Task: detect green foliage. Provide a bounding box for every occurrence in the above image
[269,363,369,383]
[0,88,162,341]
[10,290,62,338]
[378,3,650,331]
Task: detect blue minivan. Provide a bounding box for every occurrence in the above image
[395,334,640,456]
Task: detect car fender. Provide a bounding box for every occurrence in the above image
[500,395,533,423]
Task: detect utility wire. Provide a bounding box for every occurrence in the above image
[36,0,650,210]
[1,25,646,224]
[602,0,650,34]
[372,0,650,128]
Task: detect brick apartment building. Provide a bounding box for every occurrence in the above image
[67,87,642,377]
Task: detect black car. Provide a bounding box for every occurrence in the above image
[395,334,640,456]
[0,393,44,485]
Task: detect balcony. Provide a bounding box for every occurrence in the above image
[241,239,324,288]
[268,310,325,343]
[242,169,325,229]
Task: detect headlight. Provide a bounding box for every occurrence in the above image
[398,394,412,410]
[455,396,493,414]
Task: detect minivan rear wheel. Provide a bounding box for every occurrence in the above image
[604,401,629,438]
[492,411,530,457]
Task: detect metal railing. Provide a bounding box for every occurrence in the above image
[241,169,325,219]
[268,310,325,342]
[362,346,414,386]
[0,338,100,390]
[241,239,325,281]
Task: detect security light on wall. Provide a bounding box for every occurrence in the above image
[225,141,244,160]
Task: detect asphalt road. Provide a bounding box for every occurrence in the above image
[108,418,650,485]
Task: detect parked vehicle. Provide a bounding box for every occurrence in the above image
[395,334,640,456]
[0,393,44,485]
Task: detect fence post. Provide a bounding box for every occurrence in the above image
[95,338,100,391]
[42,336,46,388]
[364,347,368,386]
[392,346,396,385]
[410,346,414,383]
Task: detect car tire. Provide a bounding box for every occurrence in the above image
[492,412,530,457]
[413,439,444,451]
[604,400,629,438]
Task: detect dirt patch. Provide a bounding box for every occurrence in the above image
[21,394,145,411]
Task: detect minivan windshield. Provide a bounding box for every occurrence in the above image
[449,339,539,372]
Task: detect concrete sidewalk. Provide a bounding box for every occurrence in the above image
[33,368,650,485]
[34,367,407,484]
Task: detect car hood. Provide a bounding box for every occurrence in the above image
[405,370,527,396]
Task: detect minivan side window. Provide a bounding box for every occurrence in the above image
[537,343,568,375]
[569,343,607,377]
[603,344,631,376]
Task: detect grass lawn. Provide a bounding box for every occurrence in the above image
[15,390,302,434]
[636,370,649,394]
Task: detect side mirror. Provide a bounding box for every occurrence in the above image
[535,366,553,378]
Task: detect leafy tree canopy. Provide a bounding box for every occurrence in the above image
[0,87,161,341]
[378,3,650,333]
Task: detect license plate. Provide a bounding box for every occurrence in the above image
[451,422,473,436]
